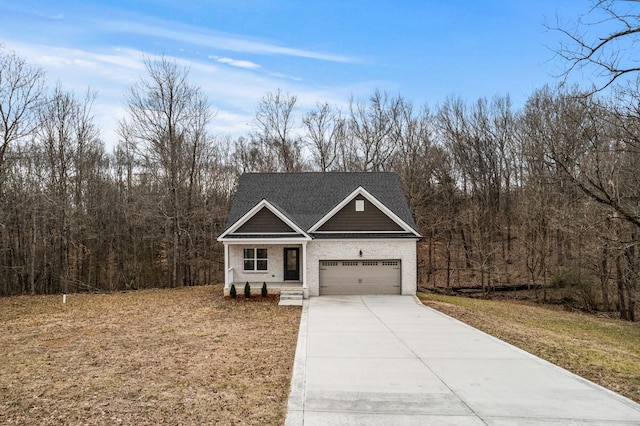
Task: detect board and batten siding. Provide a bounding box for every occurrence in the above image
[317,196,403,232]
[235,207,295,233]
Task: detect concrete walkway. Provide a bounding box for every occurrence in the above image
[285,295,640,425]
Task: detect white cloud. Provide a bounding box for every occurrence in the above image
[73,59,97,69]
[1,34,374,153]
[11,42,145,80]
[213,56,261,70]
[212,110,253,136]
[104,20,358,63]
[0,41,278,148]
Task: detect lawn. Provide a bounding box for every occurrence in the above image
[0,284,301,425]
[418,292,640,403]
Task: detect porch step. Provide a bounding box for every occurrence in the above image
[279,289,303,306]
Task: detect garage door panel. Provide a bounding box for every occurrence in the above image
[319,260,401,295]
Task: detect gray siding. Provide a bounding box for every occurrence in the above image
[317,196,404,232]
[235,207,295,233]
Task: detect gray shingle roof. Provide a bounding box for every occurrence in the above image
[224,172,418,232]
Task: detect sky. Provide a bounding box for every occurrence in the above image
[0,0,595,150]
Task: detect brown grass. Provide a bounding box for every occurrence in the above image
[418,292,640,403]
[0,284,301,425]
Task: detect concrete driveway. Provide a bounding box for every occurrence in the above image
[285,295,640,425]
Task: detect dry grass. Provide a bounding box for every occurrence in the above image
[0,285,301,425]
[418,292,640,403]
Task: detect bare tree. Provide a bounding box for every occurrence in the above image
[548,1,640,319]
[35,85,102,294]
[232,135,278,173]
[303,102,345,172]
[388,99,454,287]
[390,100,439,228]
[347,91,400,171]
[253,89,303,172]
[436,95,519,295]
[119,56,214,288]
[0,47,45,183]
[0,49,45,295]
[531,87,640,230]
[551,0,640,92]
[522,85,639,319]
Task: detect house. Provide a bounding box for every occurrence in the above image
[217,172,421,298]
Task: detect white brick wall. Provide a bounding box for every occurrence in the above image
[227,239,417,297]
[229,244,301,284]
[306,239,417,297]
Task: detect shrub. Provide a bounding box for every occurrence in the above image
[261,282,268,298]
[230,284,237,299]
[244,282,251,299]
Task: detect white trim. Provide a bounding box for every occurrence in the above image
[312,238,421,243]
[225,237,420,245]
[242,247,269,272]
[232,232,301,235]
[312,230,411,234]
[302,242,308,290]
[224,243,230,289]
[223,238,311,245]
[308,186,421,237]
[218,199,312,241]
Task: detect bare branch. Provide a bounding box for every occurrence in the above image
[550,1,640,92]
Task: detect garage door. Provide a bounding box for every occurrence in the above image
[319,260,401,295]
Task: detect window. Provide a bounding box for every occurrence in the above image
[355,199,365,212]
[243,248,268,271]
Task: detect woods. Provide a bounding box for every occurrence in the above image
[1,54,232,295]
[2,12,640,320]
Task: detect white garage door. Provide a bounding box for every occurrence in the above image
[319,260,401,295]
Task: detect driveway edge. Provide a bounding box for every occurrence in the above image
[413,294,640,412]
[284,298,309,426]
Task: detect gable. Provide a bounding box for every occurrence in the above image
[235,207,296,233]
[217,199,312,242]
[308,185,421,237]
[316,195,405,232]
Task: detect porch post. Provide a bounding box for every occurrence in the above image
[302,241,307,290]
[224,243,230,289]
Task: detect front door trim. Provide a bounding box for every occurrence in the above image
[284,247,300,281]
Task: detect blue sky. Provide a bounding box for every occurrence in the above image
[1,0,590,149]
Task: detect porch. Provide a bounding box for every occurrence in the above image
[220,238,309,298]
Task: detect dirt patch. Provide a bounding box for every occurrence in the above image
[419,293,640,403]
[0,285,301,425]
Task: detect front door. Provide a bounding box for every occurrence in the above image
[284,248,300,281]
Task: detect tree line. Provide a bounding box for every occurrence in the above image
[1,39,639,319]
